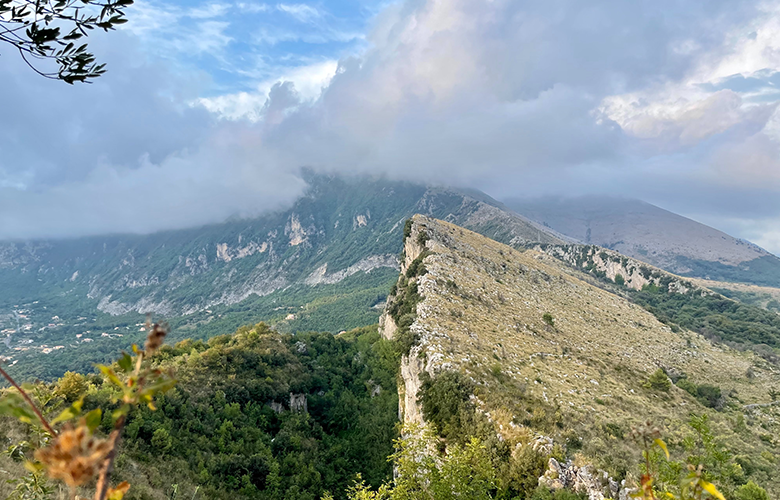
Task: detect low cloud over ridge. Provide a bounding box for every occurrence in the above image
[2,0,780,252]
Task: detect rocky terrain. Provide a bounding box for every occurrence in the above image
[507,196,780,287]
[381,215,780,498]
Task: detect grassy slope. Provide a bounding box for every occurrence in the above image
[396,216,780,495]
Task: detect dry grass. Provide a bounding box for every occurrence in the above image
[401,215,780,491]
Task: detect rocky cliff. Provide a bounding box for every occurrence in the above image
[380,215,780,499]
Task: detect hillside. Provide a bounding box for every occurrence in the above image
[506,196,780,288]
[0,174,563,381]
[0,324,401,500]
[3,217,780,500]
[381,215,780,498]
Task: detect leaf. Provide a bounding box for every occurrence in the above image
[23,460,43,473]
[108,481,131,500]
[112,404,130,421]
[0,394,37,424]
[701,481,725,500]
[654,438,670,460]
[117,352,133,373]
[84,408,102,431]
[97,364,124,388]
[51,398,83,425]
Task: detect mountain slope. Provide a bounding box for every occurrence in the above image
[0,174,563,380]
[381,215,780,497]
[506,196,780,287]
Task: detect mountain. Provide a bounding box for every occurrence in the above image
[0,174,563,381]
[506,196,780,287]
[380,215,780,498]
[2,216,779,500]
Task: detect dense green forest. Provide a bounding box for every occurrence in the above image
[628,282,780,356]
[0,324,400,500]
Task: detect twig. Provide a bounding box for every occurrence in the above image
[95,344,146,500]
[93,416,125,500]
[0,364,57,437]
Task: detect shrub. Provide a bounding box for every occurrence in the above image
[531,485,587,500]
[675,378,698,397]
[418,371,474,440]
[695,384,723,409]
[542,313,555,327]
[735,481,770,500]
[151,428,173,454]
[646,368,671,392]
[55,371,88,402]
[403,219,413,239]
[614,274,625,286]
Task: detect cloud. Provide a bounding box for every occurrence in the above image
[2,0,780,249]
[197,59,339,120]
[277,3,322,23]
[0,31,305,240]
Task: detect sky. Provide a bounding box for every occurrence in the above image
[1,0,780,254]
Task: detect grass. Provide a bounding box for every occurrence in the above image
[394,215,780,495]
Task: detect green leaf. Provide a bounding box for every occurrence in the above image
[112,404,130,421]
[96,364,124,388]
[23,460,43,473]
[0,394,37,424]
[51,398,83,425]
[84,408,102,431]
[117,352,133,373]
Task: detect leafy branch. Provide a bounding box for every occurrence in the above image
[0,0,133,83]
[0,318,175,500]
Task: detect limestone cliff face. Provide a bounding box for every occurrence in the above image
[379,215,435,425]
[379,214,780,500]
[538,244,702,294]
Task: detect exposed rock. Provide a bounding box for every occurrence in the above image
[304,254,398,286]
[290,393,308,413]
[539,458,625,500]
[216,241,268,262]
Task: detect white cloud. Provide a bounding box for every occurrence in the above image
[197,59,339,120]
[277,3,321,22]
[3,0,780,246]
[236,2,270,13]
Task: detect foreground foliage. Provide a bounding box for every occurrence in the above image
[0,323,400,500]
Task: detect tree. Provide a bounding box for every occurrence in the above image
[646,368,671,392]
[55,371,87,402]
[0,0,133,83]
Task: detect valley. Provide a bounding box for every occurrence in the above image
[1,177,779,500]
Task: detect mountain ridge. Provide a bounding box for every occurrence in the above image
[506,195,780,287]
[380,214,780,498]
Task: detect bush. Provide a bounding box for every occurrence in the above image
[418,371,474,440]
[646,368,671,392]
[531,486,587,500]
[151,428,173,454]
[614,274,625,286]
[55,371,88,402]
[695,384,723,409]
[735,481,770,500]
[676,378,698,397]
[542,313,555,327]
